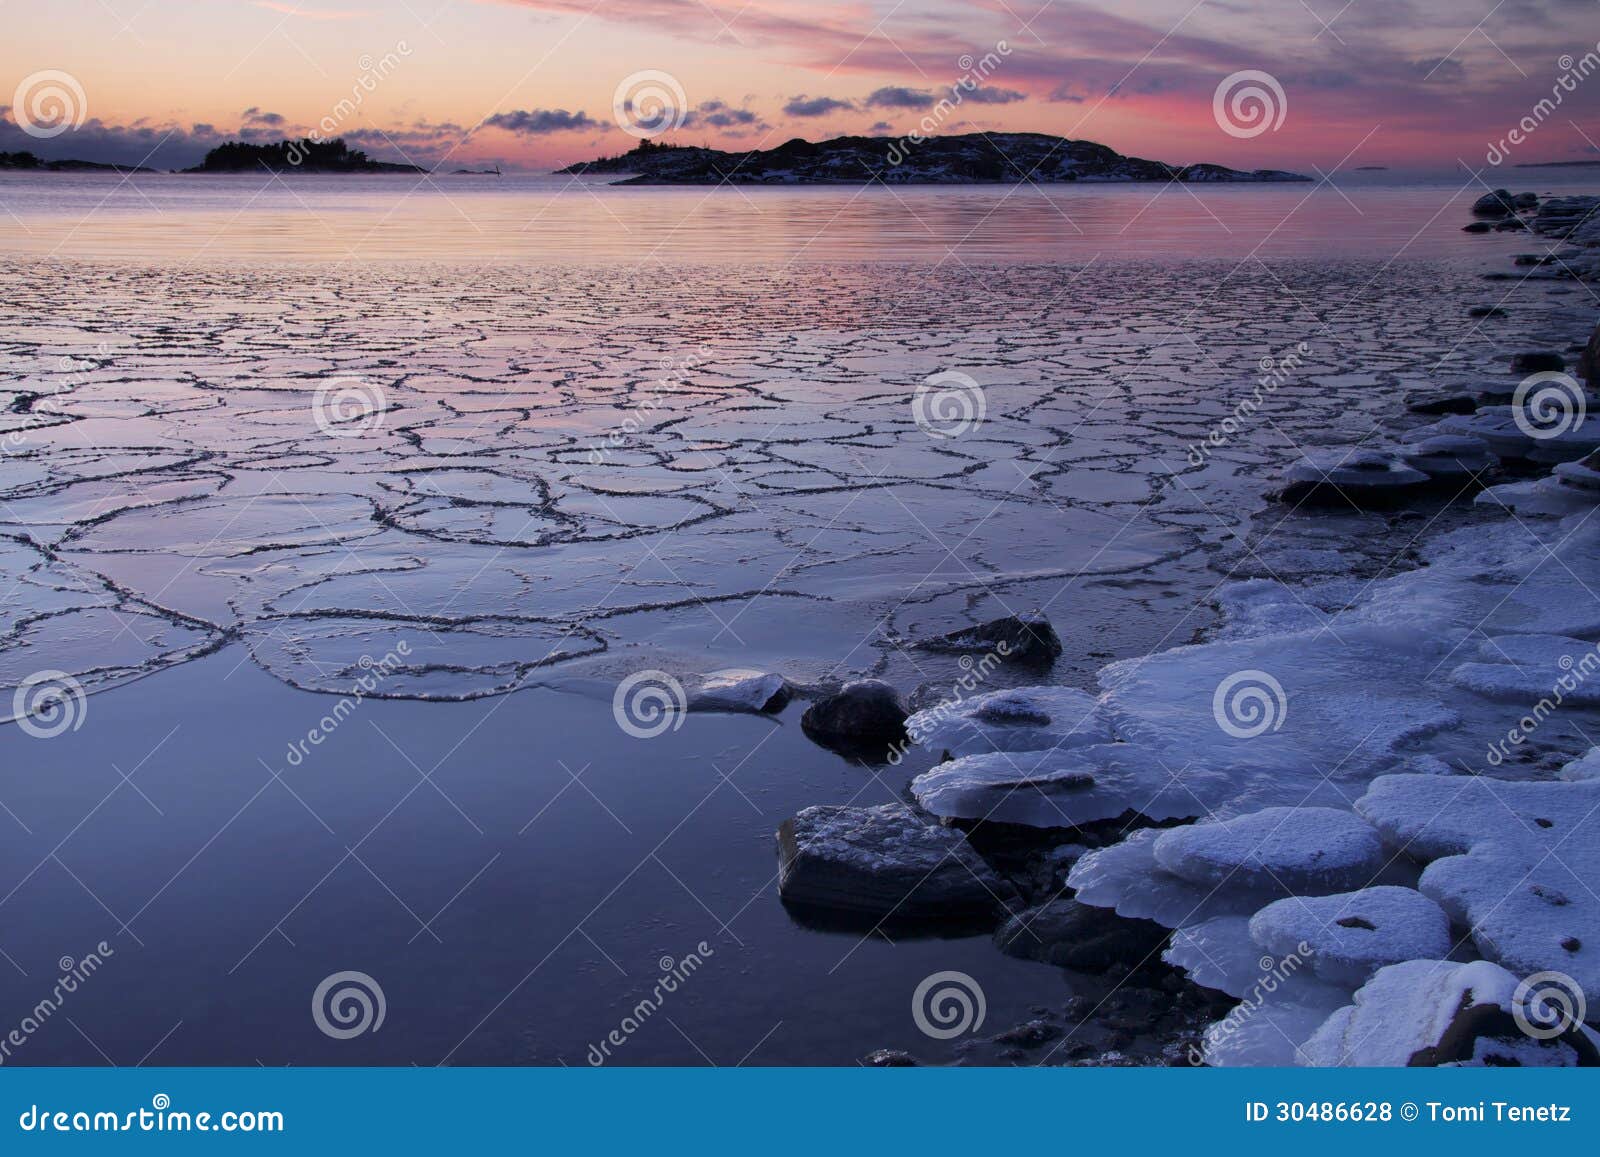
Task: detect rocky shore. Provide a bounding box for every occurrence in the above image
[768,191,1600,1066]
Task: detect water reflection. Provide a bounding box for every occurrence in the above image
[3,171,1595,263]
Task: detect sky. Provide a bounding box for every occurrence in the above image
[1,0,1598,173]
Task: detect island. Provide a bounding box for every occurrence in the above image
[0,150,156,174]
[184,139,423,174]
[556,133,1310,184]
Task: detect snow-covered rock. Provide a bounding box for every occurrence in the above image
[774,803,1013,923]
[1152,807,1387,894]
[1398,434,1496,482]
[914,612,1063,665]
[904,685,1112,759]
[1300,959,1600,1066]
[1357,774,1600,1013]
[687,668,790,713]
[909,745,1161,828]
[1446,634,1600,704]
[1414,407,1600,464]
[1249,886,1453,987]
[1273,448,1429,508]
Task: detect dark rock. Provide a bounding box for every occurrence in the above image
[1582,323,1599,384]
[1405,390,1477,415]
[1511,351,1565,374]
[995,897,1170,973]
[800,679,908,755]
[861,1048,918,1066]
[1494,219,1528,232]
[917,613,1064,665]
[992,1019,1061,1048]
[1467,305,1507,318]
[1472,189,1516,217]
[1462,221,1494,234]
[1409,1002,1600,1067]
[775,802,1015,924]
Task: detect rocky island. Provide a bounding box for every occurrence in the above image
[557,133,1310,185]
[184,139,423,174]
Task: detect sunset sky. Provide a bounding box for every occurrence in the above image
[3,0,1599,172]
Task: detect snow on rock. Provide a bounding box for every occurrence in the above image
[1397,434,1497,482]
[1166,914,1353,1067]
[1412,408,1600,464]
[1272,448,1430,508]
[1153,807,1388,894]
[909,744,1170,828]
[774,803,1015,924]
[1357,774,1600,1014]
[1249,886,1454,987]
[1446,634,1600,704]
[905,685,1113,759]
[1300,959,1600,1066]
[1561,747,1600,781]
[1067,812,1412,930]
[686,668,790,713]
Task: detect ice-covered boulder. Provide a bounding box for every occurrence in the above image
[1555,447,1600,492]
[915,612,1063,665]
[1357,774,1600,1012]
[1249,886,1453,987]
[1300,959,1600,1066]
[1153,807,1387,894]
[687,668,790,713]
[1397,434,1496,483]
[1446,634,1600,704]
[1068,810,1408,930]
[1166,915,1353,1066]
[909,745,1162,829]
[1561,747,1600,781]
[904,685,1112,759]
[799,679,907,755]
[774,803,1013,923]
[1415,408,1600,464]
[1272,448,1429,508]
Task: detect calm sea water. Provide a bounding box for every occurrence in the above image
[3,170,1597,262]
[1,171,1595,1067]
